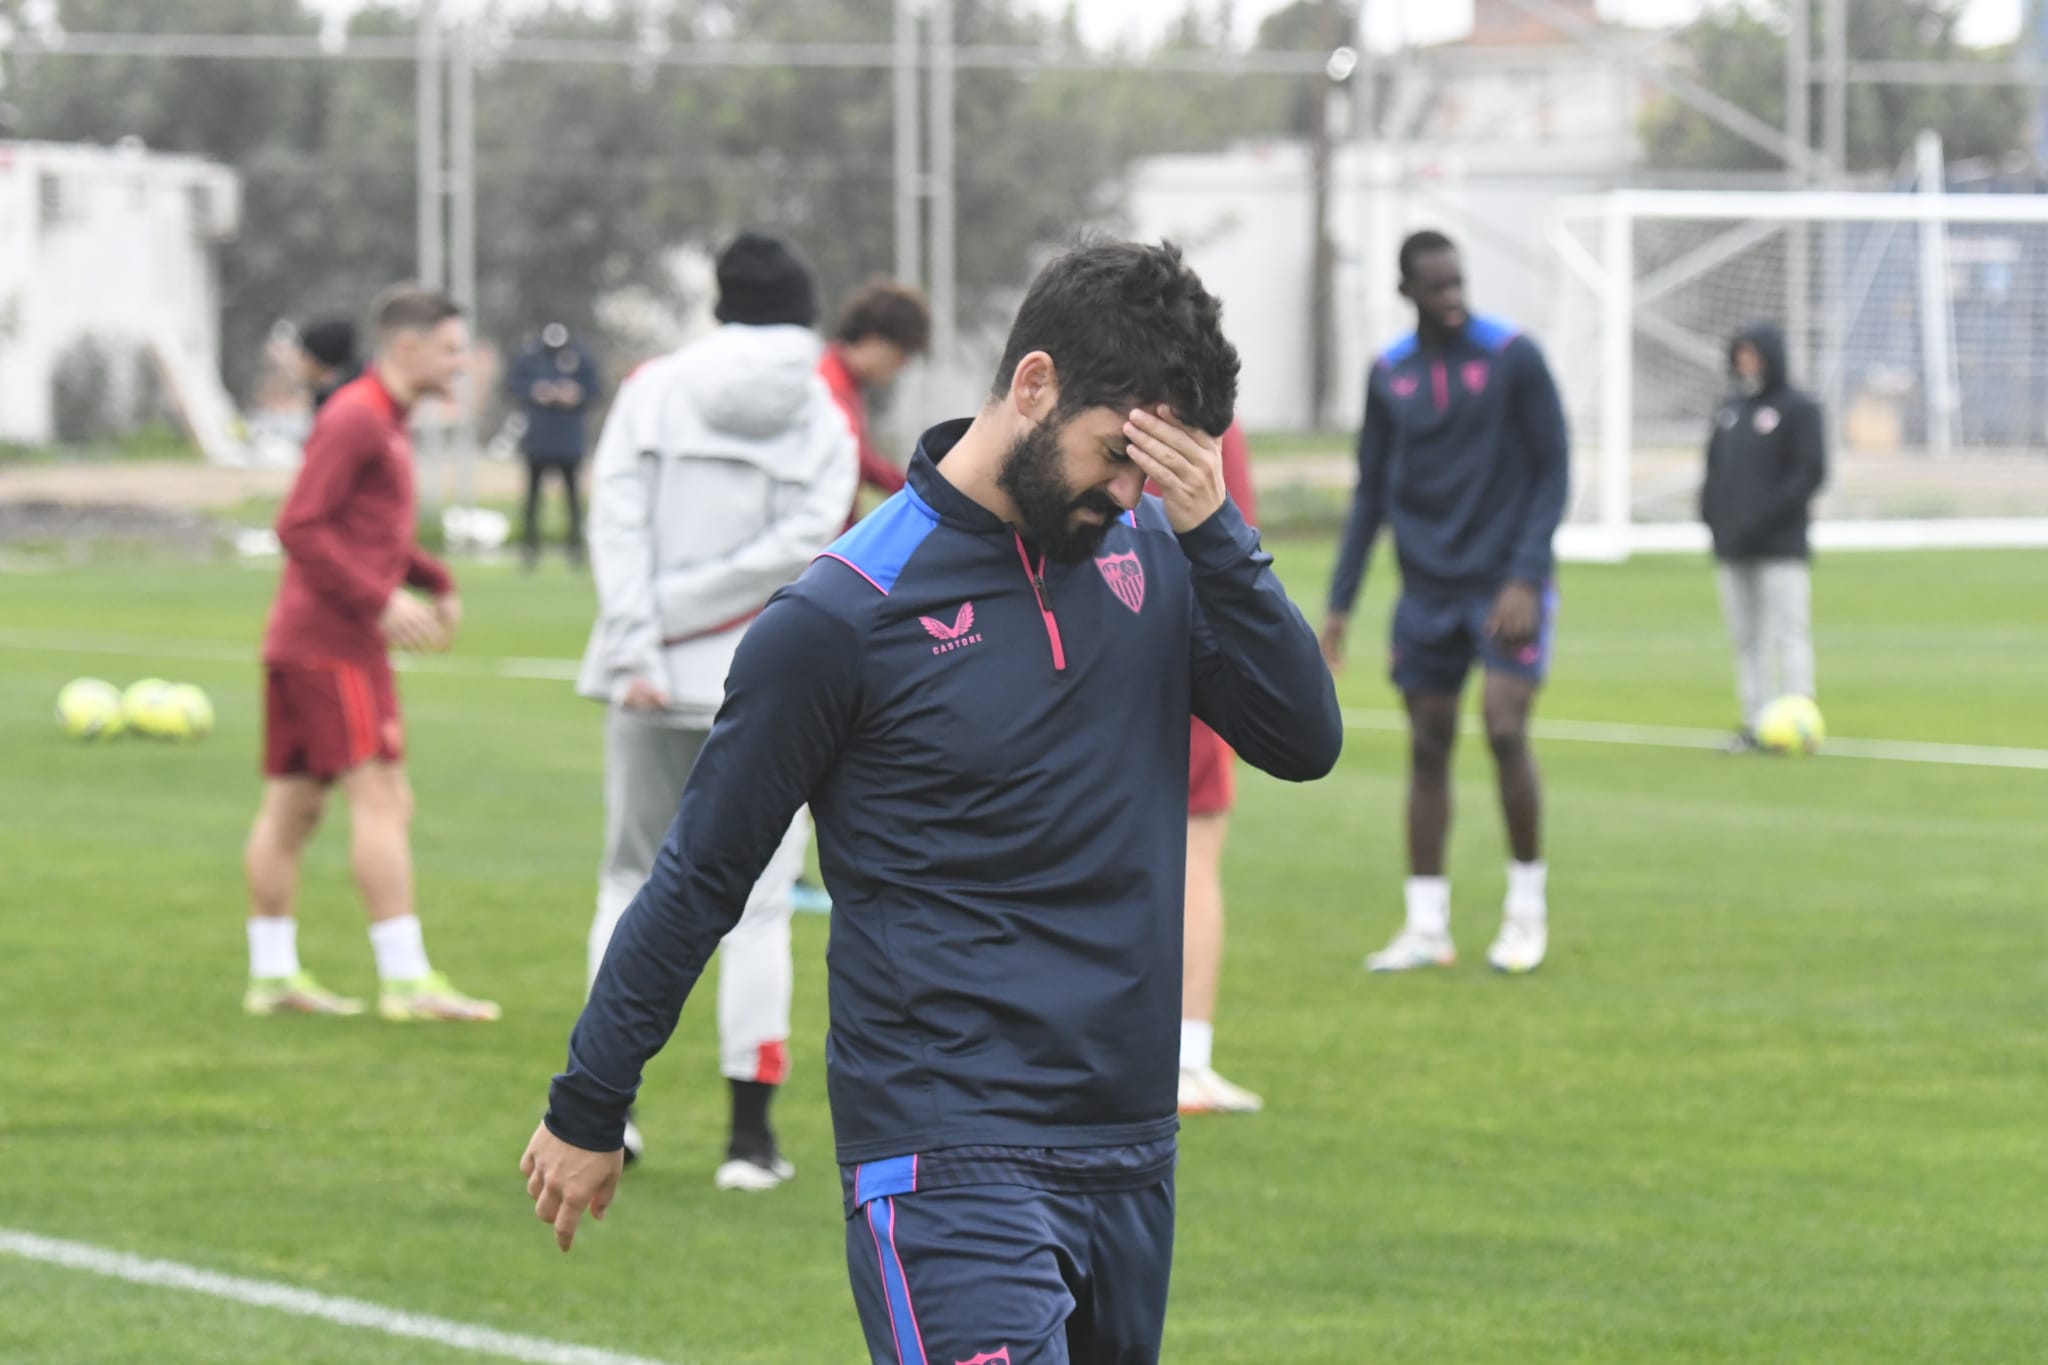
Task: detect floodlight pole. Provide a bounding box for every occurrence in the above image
[415,1,445,291]
[1307,0,1338,431]
[449,17,478,510]
[1915,131,1957,456]
[2034,0,2048,162]
[927,0,957,368]
[1821,0,1848,434]
[893,0,921,287]
[414,1,448,513]
[1786,0,1813,385]
[1598,199,1633,560]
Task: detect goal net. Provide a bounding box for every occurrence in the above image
[1547,188,2048,559]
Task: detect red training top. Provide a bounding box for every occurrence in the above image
[819,343,906,528]
[1154,419,1258,765]
[263,370,454,666]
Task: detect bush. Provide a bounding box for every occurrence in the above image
[51,335,117,445]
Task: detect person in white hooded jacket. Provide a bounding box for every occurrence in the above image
[576,232,857,1190]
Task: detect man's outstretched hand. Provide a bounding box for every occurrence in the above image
[520,1120,624,1252]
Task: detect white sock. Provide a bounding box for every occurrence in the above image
[1507,860,1548,920]
[368,915,432,983]
[1180,1018,1214,1072]
[247,917,300,980]
[1404,877,1451,937]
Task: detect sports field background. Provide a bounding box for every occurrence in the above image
[3,538,2046,1362]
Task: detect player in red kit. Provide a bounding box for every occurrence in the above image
[819,278,932,527]
[241,284,499,1023]
[1172,421,1267,1114]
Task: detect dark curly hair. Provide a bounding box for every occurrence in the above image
[834,279,932,354]
[990,239,1239,437]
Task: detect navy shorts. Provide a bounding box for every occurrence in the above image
[1390,582,1558,696]
[846,1175,1175,1365]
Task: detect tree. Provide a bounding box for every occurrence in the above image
[1642,0,2027,175]
[5,0,1306,399]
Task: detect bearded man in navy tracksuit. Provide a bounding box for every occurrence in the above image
[1322,229,1570,978]
[520,239,1343,1364]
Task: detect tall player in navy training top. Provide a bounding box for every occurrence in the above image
[1322,230,1569,976]
[520,239,1343,1364]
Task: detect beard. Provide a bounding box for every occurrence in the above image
[996,420,1124,565]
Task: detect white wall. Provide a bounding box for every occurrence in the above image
[1129,140,1623,430]
[0,142,239,447]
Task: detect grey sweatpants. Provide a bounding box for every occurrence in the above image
[1714,558,1816,729]
[594,706,808,1083]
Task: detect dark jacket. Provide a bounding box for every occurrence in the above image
[547,418,1343,1163]
[1701,323,1827,562]
[506,337,601,463]
[311,364,360,414]
[1328,314,1570,611]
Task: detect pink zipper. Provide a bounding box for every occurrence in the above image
[1011,532,1067,672]
[1432,358,1449,411]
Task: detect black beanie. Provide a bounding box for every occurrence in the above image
[298,318,357,368]
[714,231,819,328]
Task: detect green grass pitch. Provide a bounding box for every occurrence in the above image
[2,541,2045,1362]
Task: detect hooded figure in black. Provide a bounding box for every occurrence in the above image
[1701,323,1827,747]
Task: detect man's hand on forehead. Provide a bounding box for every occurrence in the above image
[1124,405,1226,534]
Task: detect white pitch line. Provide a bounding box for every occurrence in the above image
[0,628,253,666]
[1340,708,2048,772]
[0,1228,680,1365]
[0,629,585,682]
[7,627,2042,772]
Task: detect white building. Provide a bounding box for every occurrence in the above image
[1125,0,1646,430]
[0,140,241,453]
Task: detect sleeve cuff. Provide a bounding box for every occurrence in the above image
[544,1081,630,1153]
[1174,497,1259,569]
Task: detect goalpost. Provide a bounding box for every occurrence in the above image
[1547,182,2048,560]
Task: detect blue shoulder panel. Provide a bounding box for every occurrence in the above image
[816,486,939,596]
[1115,492,1169,539]
[1381,332,1420,365]
[1467,314,1521,353]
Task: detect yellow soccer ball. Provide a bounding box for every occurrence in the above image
[121,678,176,738]
[1756,695,1825,756]
[56,677,125,741]
[163,683,215,742]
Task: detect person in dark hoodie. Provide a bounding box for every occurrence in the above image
[295,318,359,414]
[1701,323,1827,750]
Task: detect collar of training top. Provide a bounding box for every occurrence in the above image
[362,367,410,421]
[905,418,1011,535]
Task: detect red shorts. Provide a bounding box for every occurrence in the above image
[262,658,404,780]
[1188,717,1236,817]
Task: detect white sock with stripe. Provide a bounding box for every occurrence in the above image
[1507,861,1548,921]
[368,915,431,983]
[1404,877,1451,937]
[248,917,300,980]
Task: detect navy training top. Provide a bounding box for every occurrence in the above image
[547,418,1343,1164]
[1328,314,1570,610]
